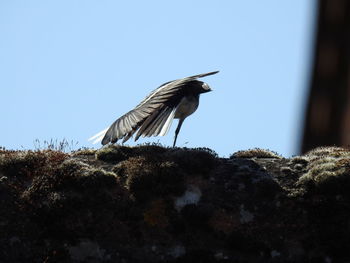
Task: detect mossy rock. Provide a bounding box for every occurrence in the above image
[119,156,186,202]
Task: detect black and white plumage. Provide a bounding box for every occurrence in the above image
[89,71,219,146]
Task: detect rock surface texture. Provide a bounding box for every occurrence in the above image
[0,145,350,262]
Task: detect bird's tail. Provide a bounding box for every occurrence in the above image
[88,127,108,144]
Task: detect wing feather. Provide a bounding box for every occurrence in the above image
[135,109,161,140]
[143,107,172,137]
[159,108,176,136]
[88,127,109,144]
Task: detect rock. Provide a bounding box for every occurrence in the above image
[0,146,350,262]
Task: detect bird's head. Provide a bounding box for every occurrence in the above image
[200,82,212,93]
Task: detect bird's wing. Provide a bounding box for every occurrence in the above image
[97,71,219,145]
[135,70,219,109]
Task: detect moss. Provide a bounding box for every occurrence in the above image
[57,159,88,177]
[0,150,68,180]
[3,145,350,261]
[132,143,169,156]
[290,156,309,165]
[96,145,218,179]
[121,156,185,202]
[231,148,282,159]
[298,147,350,194]
[20,157,129,242]
[22,159,119,204]
[71,148,97,156]
[31,160,116,189]
[304,146,349,158]
[0,150,38,168]
[166,147,218,177]
[95,145,133,163]
[95,144,170,164]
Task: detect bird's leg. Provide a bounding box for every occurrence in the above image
[173,118,184,147]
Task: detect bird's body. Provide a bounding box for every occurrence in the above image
[174,95,199,119]
[89,71,218,146]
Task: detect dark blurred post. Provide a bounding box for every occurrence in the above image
[301,0,350,153]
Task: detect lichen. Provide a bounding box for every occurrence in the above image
[239,204,254,224]
[174,185,202,212]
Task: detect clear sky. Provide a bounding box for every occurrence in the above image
[0,0,316,157]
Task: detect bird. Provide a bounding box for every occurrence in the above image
[88,71,219,147]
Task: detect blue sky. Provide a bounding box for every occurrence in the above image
[0,0,316,157]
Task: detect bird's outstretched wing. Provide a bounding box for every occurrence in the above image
[88,71,219,145]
